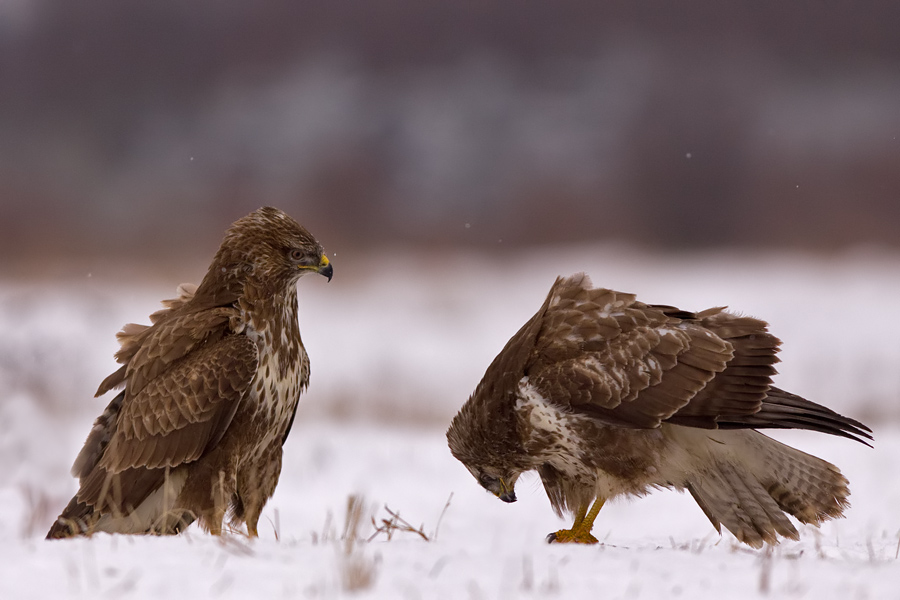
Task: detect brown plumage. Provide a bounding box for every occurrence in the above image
[447,273,872,548]
[47,207,332,539]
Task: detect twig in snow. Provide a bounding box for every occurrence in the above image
[368,505,429,542]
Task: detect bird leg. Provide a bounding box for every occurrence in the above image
[547,497,605,544]
[244,503,261,538]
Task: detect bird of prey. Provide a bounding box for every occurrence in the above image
[447,273,872,547]
[47,207,332,539]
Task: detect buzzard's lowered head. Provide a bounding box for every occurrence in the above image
[196,207,332,303]
[447,392,530,504]
[447,298,548,505]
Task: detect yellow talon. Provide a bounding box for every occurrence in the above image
[547,497,605,545]
[547,528,599,544]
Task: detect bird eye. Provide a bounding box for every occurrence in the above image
[288,249,306,262]
[479,473,498,488]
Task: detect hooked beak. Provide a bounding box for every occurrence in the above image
[498,479,517,503]
[317,255,333,282]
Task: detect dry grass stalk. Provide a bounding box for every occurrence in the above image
[758,544,774,595]
[342,495,367,553]
[431,492,453,541]
[217,531,255,556]
[339,494,377,593]
[311,510,335,545]
[19,484,58,538]
[270,508,280,542]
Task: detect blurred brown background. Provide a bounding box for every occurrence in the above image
[1,0,899,267]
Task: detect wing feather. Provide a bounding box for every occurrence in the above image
[666,310,781,424]
[76,332,257,511]
[102,334,258,473]
[527,274,872,444]
[527,275,733,428]
[96,307,238,397]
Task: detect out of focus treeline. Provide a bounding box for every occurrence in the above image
[2,1,899,263]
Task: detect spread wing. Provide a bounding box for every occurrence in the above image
[74,314,258,510]
[525,274,872,444]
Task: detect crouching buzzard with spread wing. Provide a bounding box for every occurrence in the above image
[47,207,332,539]
[447,273,872,547]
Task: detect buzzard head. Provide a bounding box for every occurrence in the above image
[447,298,548,506]
[447,392,531,504]
[195,207,332,303]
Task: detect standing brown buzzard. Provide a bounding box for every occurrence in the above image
[447,273,872,547]
[47,207,332,539]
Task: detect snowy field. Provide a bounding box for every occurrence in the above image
[1,245,899,598]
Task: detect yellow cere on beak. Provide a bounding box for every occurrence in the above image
[497,478,517,503]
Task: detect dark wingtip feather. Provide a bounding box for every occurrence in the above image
[717,387,873,447]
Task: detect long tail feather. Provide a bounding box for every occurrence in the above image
[683,430,851,547]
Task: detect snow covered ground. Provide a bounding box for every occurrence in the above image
[1,245,898,598]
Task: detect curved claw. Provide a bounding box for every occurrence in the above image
[547,498,605,544]
[546,528,599,544]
